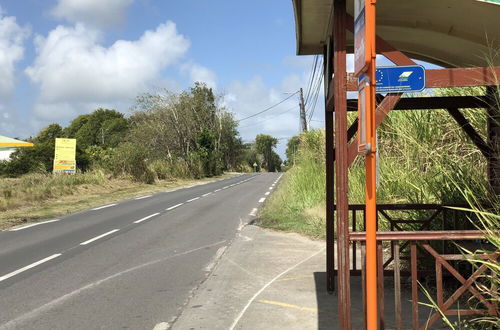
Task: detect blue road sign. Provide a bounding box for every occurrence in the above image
[375,65,425,93]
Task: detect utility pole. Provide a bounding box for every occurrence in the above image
[299,88,308,132]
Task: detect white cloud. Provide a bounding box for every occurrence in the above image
[0,11,30,97]
[181,62,217,89]
[51,0,134,28]
[219,55,328,158]
[26,21,190,120]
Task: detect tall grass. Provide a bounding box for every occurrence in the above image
[260,87,491,237]
[259,130,326,237]
[0,169,109,212]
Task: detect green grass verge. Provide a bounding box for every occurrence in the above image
[0,170,236,230]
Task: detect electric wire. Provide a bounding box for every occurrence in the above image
[238,105,299,129]
[236,91,299,122]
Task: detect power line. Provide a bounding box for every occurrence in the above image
[304,56,319,106]
[238,105,299,129]
[236,91,299,122]
[307,64,324,123]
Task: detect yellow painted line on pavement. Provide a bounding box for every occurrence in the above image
[257,299,317,313]
[276,275,313,282]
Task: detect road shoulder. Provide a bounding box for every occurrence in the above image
[171,224,335,330]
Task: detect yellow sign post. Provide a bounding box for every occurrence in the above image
[53,138,77,173]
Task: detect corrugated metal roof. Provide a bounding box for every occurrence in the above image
[293,0,500,67]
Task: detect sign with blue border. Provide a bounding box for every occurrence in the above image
[374,65,425,93]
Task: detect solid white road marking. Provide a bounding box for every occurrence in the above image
[0,254,62,282]
[91,203,117,211]
[9,219,60,232]
[134,213,160,224]
[202,192,212,197]
[80,229,120,245]
[153,322,169,330]
[166,203,183,211]
[258,198,266,203]
[186,197,200,203]
[265,192,270,196]
[134,195,152,200]
[249,208,258,216]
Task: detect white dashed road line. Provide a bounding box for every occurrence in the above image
[249,208,258,216]
[91,203,117,211]
[202,192,212,197]
[269,187,273,190]
[135,195,152,200]
[80,229,120,245]
[9,219,60,232]
[258,198,266,203]
[134,213,160,224]
[265,192,270,196]
[0,254,62,282]
[166,203,183,211]
[186,197,200,203]
[214,189,221,192]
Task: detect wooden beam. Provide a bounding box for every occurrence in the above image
[348,94,402,166]
[346,67,500,92]
[346,96,490,111]
[447,108,492,158]
[426,67,500,88]
[333,119,358,162]
[333,0,351,328]
[324,42,336,293]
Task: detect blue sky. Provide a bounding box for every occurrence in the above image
[1,0,321,157]
[0,0,441,158]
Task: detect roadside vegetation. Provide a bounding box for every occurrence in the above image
[0,83,282,228]
[260,85,499,326]
[260,86,493,237]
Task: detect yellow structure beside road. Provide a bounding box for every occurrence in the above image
[53,138,76,173]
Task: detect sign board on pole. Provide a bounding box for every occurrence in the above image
[375,65,425,93]
[354,0,370,76]
[53,138,76,173]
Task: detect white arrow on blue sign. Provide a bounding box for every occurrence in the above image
[374,65,426,93]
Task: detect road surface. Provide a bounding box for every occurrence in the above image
[0,173,282,329]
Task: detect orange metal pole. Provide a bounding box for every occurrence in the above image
[365,0,378,329]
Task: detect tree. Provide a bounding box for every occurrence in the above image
[128,83,243,177]
[255,134,279,172]
[64,108,128,149]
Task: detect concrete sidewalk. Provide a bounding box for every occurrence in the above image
[171,224,430,329]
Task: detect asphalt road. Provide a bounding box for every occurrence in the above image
[0,172,282,330]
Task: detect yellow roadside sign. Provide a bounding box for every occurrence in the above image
[53,138,76,173]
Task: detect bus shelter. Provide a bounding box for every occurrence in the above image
[292,0,500,328]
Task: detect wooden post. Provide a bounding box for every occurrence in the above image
[324,41,336,292]
[333,0,351,328]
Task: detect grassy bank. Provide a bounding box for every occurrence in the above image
[0,170,235,230]
[259,88,491,238]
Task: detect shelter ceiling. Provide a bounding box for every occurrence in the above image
[293,0,500,67]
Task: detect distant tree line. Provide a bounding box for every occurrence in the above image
[0,83,282,182]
